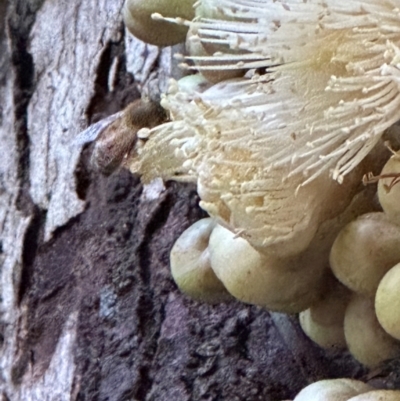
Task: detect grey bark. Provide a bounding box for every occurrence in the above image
[0,1,397,400]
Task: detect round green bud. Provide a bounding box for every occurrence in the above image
[123,0,195,46]
[170,218,232,303]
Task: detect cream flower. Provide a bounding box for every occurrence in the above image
[130,0,400,256]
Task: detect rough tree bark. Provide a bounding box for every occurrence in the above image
[0,1,398,400]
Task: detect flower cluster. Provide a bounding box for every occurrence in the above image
[131,0,400,254]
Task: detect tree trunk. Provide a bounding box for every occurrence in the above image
[0,1,397,400]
